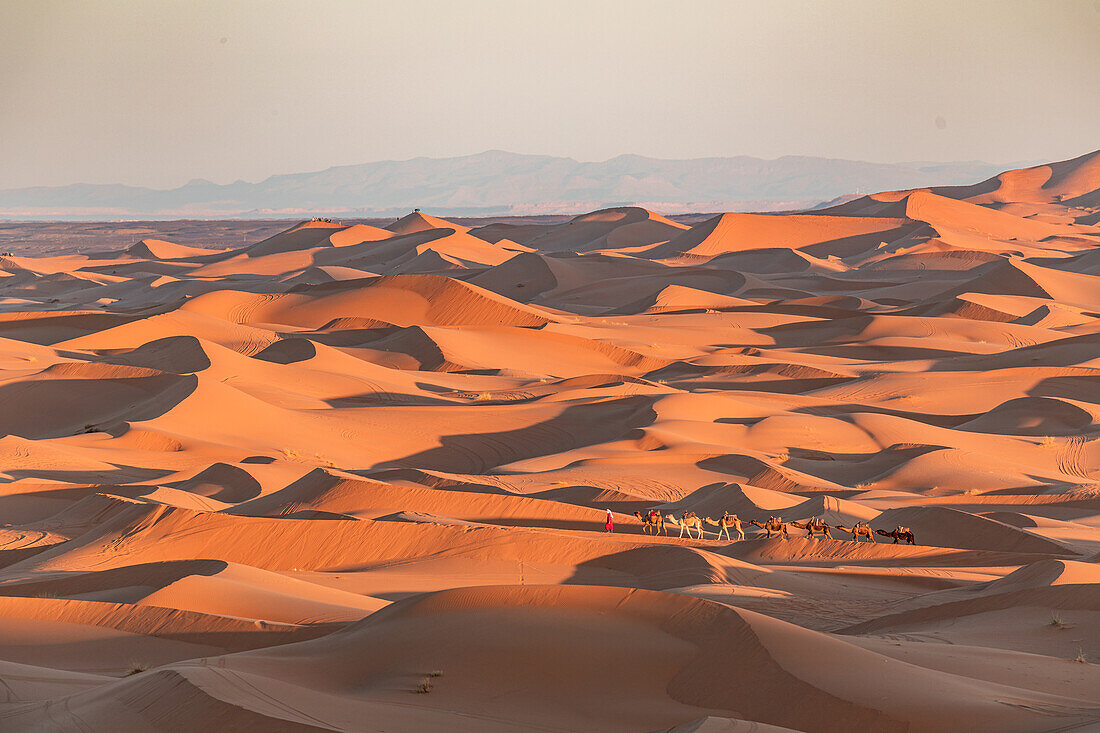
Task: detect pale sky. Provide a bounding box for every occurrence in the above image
[2,0,1097,189]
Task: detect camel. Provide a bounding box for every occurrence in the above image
[704,513,744,541]
[834,521,876,543]
[876,526,915,545]
[749,516,788,539]
[666,512,704,539]
[633,510,666,536]
[789,516,833,539]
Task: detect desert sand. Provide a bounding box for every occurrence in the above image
[0,151,1098,731]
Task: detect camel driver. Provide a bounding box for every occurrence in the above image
[605,508,614,533]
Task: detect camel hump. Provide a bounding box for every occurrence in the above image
[897,526,910,534]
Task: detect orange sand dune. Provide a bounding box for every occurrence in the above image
[474,207,687,253]
[386,210,471,235]
[0,152,1098,731]
[122,238,224,260]
[648,212,911,260]
[5,585,1097,732]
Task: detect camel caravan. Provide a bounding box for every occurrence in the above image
[642,511,916,545]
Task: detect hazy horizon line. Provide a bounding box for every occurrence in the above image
[3,148,1056,194]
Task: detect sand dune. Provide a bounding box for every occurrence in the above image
[480,207,687,253]
[0,152,1098,730]
[385,211,471,236]
[5,586,1097,731]
[123,239,223,260]
[649,212,911,261]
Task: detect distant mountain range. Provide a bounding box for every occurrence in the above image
[0,150,1024,220]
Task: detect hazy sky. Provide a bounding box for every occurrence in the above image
[2,0,1098,189]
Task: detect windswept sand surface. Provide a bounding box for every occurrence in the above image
[0,152,1099,731]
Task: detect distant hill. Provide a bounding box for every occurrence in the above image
[0,150,1022,220]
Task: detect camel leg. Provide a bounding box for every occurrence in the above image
[869,531,876,543]
[736,527,744,542]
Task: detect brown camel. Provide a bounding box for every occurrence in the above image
[749,516,788,539]
[633,510,666,536]
[666,512,704,539]
[789,516,833,539]
[875,526,915,545]
[704,513,744,541]
[834,521,876,543]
